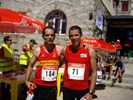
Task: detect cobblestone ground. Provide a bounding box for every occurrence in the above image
[58,86,133,100]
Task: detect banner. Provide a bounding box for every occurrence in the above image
[96,10,103,30]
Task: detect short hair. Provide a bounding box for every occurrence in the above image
[69,25,82,36]
[117,55,121,59]
[3,36,11,43]
[42,26,55,37]
[117,39,120,42]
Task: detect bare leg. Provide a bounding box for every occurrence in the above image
[118,67,122,83]
[118,67,122,77]
[112,70,119,83]
[109,65,112,77]
[103,66,106,80]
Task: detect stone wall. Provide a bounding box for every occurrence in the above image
[0,0,110,55]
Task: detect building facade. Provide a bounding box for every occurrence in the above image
[0,0,110,47]
[106,0,133,56]
[1,0,133,56]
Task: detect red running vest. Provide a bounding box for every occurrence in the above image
[33,45,59,86]
[63,45,91,90]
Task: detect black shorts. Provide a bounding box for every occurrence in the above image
[33,84,57,100]
[106,66,111,72]
[63,87,88,100]
[116,62,122,69]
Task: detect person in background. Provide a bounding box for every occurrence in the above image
[0,36,16,100]
[112,56,125,83]
[25,26,63,100]
[109,40,116,63]
[103,55,113,80]
[19,39,37,72]
[19,39,37,95]
[123,39,130,59]
[110,41,116,47]
[60,26,97,100]
[115,39,122,58]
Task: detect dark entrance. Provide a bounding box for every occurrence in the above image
[106,16,133,56]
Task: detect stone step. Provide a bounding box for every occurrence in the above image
[122,77,133,84]
[102,80,133,89]
[123,74,133,78]
[101,75,133,89]
[105,71,133,78]
[102,74,133,84]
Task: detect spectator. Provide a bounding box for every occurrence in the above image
[112,56,125,83]
[123,39,130,59]
[0,36,16,100]
[109,41,116,62]
[103,55,113,80]
[19,39,37,95]
[115,39,122,57]
[19,39,37,72]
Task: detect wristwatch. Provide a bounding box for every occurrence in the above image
[89,89,95,95]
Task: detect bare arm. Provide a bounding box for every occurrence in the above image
[97,54,103,65]
[59,47,66,67]
[25,47,40,88]
[83,48,97,100]
[89,48,97,90]
[23,45,33,53]
[97,53,103,68]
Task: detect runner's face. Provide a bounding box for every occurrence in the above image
[43,29,55,44]
[69,29,81,46]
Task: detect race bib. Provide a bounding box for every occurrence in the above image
[41,66,58,81]
[68,63,85,80]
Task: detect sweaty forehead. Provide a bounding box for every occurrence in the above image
[69,29,80,34]
[45,29,54,34]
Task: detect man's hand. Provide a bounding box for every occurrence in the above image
[25,81,36,89]
[82,93,93,100]
[83,43,93,50]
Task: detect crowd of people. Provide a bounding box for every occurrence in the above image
[0,25,126,100]
[110,39,131,59]
[0,36,37,99]
[0,36,16,99]
[95,49,125,84]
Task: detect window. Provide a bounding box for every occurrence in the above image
[122,1,128,12]
[44,10,67,35]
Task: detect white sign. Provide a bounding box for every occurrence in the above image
[96,10,103,30]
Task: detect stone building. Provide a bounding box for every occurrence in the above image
[0,0,111,51]
[106,0,133,56]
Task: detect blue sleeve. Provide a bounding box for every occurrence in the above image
[121,60,125,70]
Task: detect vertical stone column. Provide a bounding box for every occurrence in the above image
[131,0,133,15]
